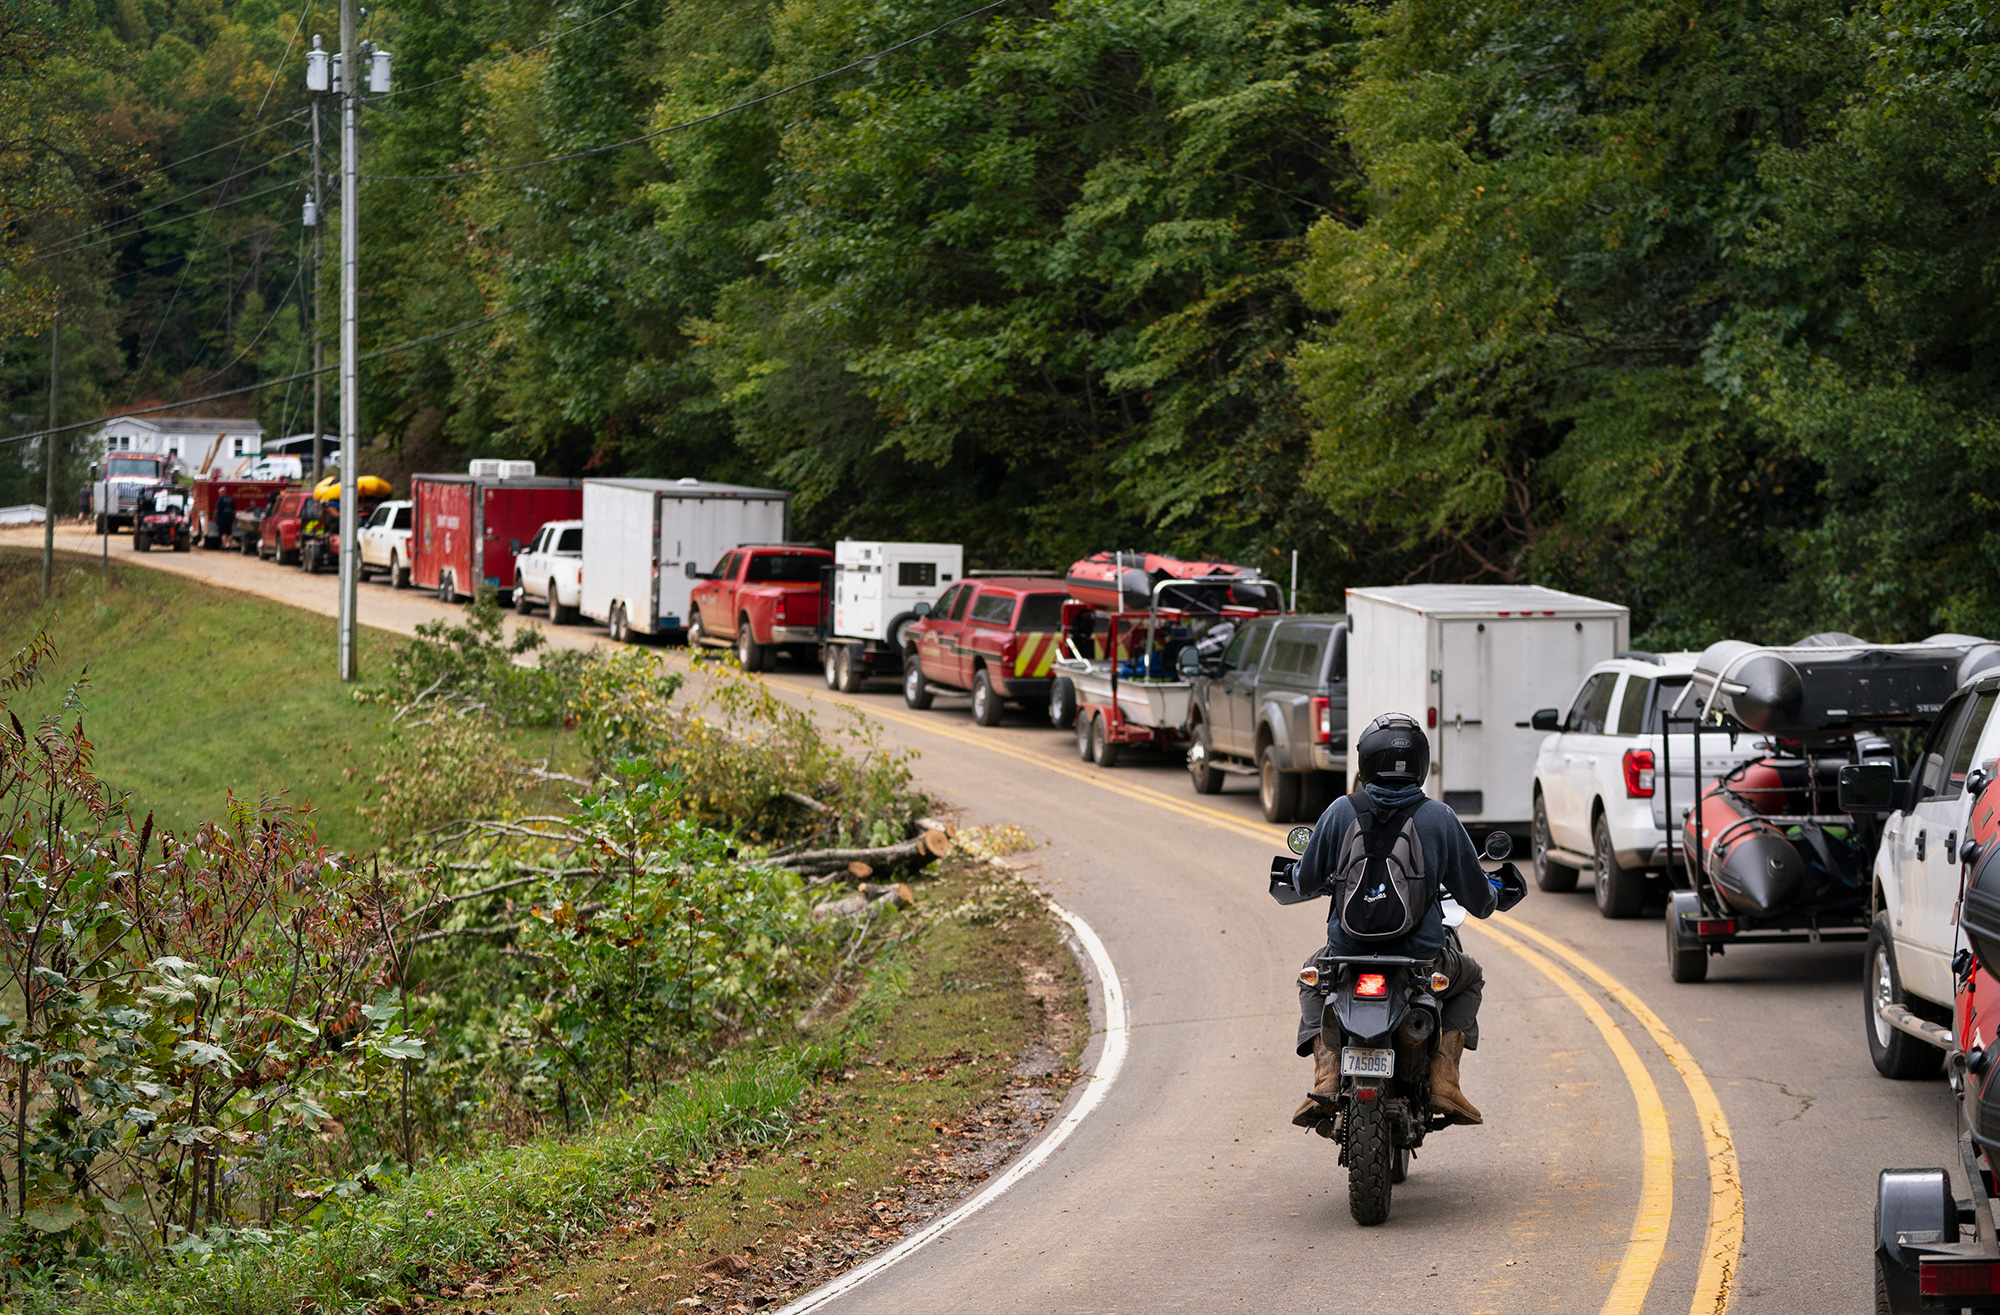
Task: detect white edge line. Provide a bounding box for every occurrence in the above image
[772,897,1128,1315]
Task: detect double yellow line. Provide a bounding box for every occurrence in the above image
[690,661,1743,1315]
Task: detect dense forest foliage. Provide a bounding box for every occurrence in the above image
[4,0,1999,639]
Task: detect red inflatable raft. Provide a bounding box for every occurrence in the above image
[1063,550,1280,613]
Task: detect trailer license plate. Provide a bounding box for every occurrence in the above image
[1340,1047,1395,1078]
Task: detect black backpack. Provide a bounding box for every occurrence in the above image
[1331,792,1431,943]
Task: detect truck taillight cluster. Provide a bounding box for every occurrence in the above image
[1623,748,1656,798]
[1310,696,1333,745]
[774,594,788,622]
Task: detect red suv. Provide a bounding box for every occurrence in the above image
[902,577,1067,725]
[689,545,833,671]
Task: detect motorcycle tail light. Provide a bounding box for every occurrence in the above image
[1311,696,1332,745]
[1355,973,1388,998]
[1298,966,1319,988]
[1921,1258,2000,1296]
[1623,748,1656,798]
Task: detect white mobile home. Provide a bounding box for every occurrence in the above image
[93,416,265,475]
[1346,585,1629,829]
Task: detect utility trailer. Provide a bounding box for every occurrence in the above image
[818,540,963,691]
[412,461,581,604]
[1346,585,1629,835]
[580,478,790,643]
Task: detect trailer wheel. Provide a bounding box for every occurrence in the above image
[737,618,766,672]
[1049,676,1077,730]
[437,572,455,603]
[1666,895,1709,984]
[1867,917,1941,1078]
[836,646,865,694]
[608,603,630,644]
[1091,714,1121,768]
[1533,791,1579,893]
[971,666,1005,726]
[904,654,934,710]
[1076,709,1095,761]
[1188,721,1224,794]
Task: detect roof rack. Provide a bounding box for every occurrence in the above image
[1617,650,1665,665]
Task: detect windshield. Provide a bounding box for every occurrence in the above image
[106,458,160,478]
[744,552,824,583]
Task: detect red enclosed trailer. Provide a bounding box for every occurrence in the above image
[411,461,582,603]
[189,477,290,549]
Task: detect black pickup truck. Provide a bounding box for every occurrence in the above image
[1182,613,1349,823]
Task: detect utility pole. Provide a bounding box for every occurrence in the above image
[41,256,59,599]
[338,0,359,681]
[311,94,325,486]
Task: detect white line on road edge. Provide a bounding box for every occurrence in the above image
[772,897,1128,1315]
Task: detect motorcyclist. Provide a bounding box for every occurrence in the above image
[1279,712,1497,1128]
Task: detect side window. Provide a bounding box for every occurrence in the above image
[1238,621,1275,674]
[949,585,975,621]
[1944,688,2000,798]
[1221,625,1251,670]
[393,507,413,530]
[711,551,737,579]
[969,591,1016,625]
[1916,691,1971,800]
[556,527,582,553]
[1565,673,1617,734]
[1615,676,1654,736]
[930,584,962,619]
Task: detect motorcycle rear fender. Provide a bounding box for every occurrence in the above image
[1324,969,1413,1046]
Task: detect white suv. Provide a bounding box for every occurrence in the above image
[513,520,583,623]
[1531,653,1766,918]
[356,500,414,588]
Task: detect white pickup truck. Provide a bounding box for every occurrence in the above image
[356,500,414,588]
[1531,652,1766,918]
[512,519,583,624]
[1865,671,2000,1078]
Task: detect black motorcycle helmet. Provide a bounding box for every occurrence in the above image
[1355,712,1430,788]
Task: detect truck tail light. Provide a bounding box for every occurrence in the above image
[1354,973,1388,998]
[774,594,788,622]
[1311,696,1333,745]
[1921,1258,2000,1296]
[1623,748,1656,798]
[1002,636,1020,671]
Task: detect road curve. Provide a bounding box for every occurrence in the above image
[8,523,1963,1312]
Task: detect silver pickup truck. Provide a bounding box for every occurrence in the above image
[1183,613,1349,822]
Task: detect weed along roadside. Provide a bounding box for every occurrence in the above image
[437,839,1084,1315]
[0,562,1087,1315]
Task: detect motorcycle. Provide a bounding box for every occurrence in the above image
[1274,824,1527,1225]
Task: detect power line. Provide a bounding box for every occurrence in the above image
[6,108,311,228]
[363,0,1008,182]
[26,145,309,262]
[4,296,553,447]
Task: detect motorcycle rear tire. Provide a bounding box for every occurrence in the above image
[1346,1099,1395,1226]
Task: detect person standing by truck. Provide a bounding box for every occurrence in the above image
[214,491,236,543]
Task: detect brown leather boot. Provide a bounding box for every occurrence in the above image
[1430,1029,1482,1125]
[1292,1036,1340,1128]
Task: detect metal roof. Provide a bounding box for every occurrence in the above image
[587,478,791,498]
[1346,584,1627,616]
[99,416,265,434]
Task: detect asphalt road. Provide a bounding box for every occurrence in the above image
[7,522,1957,1313]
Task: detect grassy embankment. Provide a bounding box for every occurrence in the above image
[0,549,560,851]
[0,550,1090,1313]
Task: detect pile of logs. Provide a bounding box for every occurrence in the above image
[771,818,954,923]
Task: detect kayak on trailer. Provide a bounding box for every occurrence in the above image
[1063,550,1282,613]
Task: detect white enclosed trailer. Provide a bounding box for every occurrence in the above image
[581,478,789,641]
[820,540,964,691]
[1345,585,1629,830]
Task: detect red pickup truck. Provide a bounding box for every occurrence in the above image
[902,576,1068,725]
[688,545,833,671]
[258,488,316,565]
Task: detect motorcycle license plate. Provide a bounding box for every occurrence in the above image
[1340,1047,1395,1078]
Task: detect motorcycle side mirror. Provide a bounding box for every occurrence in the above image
[1483,830,1513,861]
[1177,647,1202,678]
[1286,825,1312,855]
